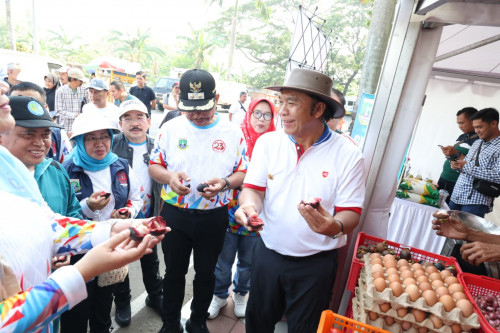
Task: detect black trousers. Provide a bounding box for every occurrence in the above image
[60,254,116,333]
[246,238,338,333]
[113,244,163,307]
[160,204,228,323]
[437,177,456,205]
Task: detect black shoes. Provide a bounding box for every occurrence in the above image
[115,304,131,327]
[158,321,183,333]
[146,294,163,315]
[185,318,210,333]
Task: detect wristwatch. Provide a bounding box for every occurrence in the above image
[221,178,230,192]
[330,219,344,239]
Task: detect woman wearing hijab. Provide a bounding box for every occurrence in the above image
[44,73,61,111]
[61,112,143,333]
[208,97,276,319]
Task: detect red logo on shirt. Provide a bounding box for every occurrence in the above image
[322,171,329,178]
[212,140,226,152]
[117,171,128,186]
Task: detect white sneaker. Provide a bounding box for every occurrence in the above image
[208,295,228,319]
[232,293,247,317]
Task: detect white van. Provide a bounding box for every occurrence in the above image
[0,49,63,87]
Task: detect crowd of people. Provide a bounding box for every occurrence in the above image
[0,62,366,333]
[0,59,498,333]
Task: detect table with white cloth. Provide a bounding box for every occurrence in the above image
[387,198,447,254]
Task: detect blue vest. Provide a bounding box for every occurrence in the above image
[63,158,130,214]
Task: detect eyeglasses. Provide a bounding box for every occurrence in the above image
[252,110,273,121]
[85,135,111,143]
[122,116,147,123]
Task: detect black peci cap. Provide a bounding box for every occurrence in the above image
[177,69,216,112]
[9,96,63,128]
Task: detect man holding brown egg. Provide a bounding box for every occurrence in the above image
[235,68,367,333]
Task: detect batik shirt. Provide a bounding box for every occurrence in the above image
[150,114,248,210]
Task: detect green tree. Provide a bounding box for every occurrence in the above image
[176,26,224,69]
[108,28,165,66]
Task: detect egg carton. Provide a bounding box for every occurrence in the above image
[354,286,471,333]
[358,254,480,330]
[359,255,480,329]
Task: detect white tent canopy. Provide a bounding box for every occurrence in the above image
[337,0,500,313]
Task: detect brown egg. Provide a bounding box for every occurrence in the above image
[436,286,450,297]
[439,294,455,311]
[385,316,395,325]
[379,302,390,313]
[384,260,397,269]
[397,307,408,317]
[371,257,383,266]
[388,274,401,284]
[411,308,426,322]
[398,259,409,267]
[403,277,417,287]
[401,321,411,330]
[452,291,468,301]
[448,283,464,294]
[374,277,387,292]
[368,311,378,320]
[425,265,438,274]
[429,272,443,282]
[400,270,414,280]
[418,282,433,292]
[411,263,423,271]
[414,270,426,278]
[429,314,443,328]
[431,279,444,289]
[370,252,382,260]
[390,281,403,297]
[440,269,452,279]
[399,265,411,272]
[422,289,438,306]
[417,327,428,333]
[372,270,385,279]
[371,263,384,273]
[444,276,459,285]
[383,253,396,262]
[416,275,430,284]
[405,284,420,301]
[456,299,474,317]
[386,267,398,276]
[451,323,462,333]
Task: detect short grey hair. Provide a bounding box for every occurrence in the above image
[7,62,21,71]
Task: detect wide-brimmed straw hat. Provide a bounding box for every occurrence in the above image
[70,111,120,139]
[266,68,345,119]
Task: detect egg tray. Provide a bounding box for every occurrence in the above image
[354,286,471,333]
[359,257,480,329]
[353,288,446,333]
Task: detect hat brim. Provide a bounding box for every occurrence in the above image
[265,85,346,119]
[16,119,63,129]
[177,97,216,112]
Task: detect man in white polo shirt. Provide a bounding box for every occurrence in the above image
[149,69,248,333]
[235,68,366,333]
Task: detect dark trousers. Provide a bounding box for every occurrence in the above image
[61,254,116,333]
[160,204,228,323]
[113,245,163,308]
[246,238,338,333]
[437,177,456,205]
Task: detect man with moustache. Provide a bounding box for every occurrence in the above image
[111,99,163,326]
[149,69,249,333]
[235,68,366,333]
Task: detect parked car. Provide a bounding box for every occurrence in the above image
[153,77,179,111]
